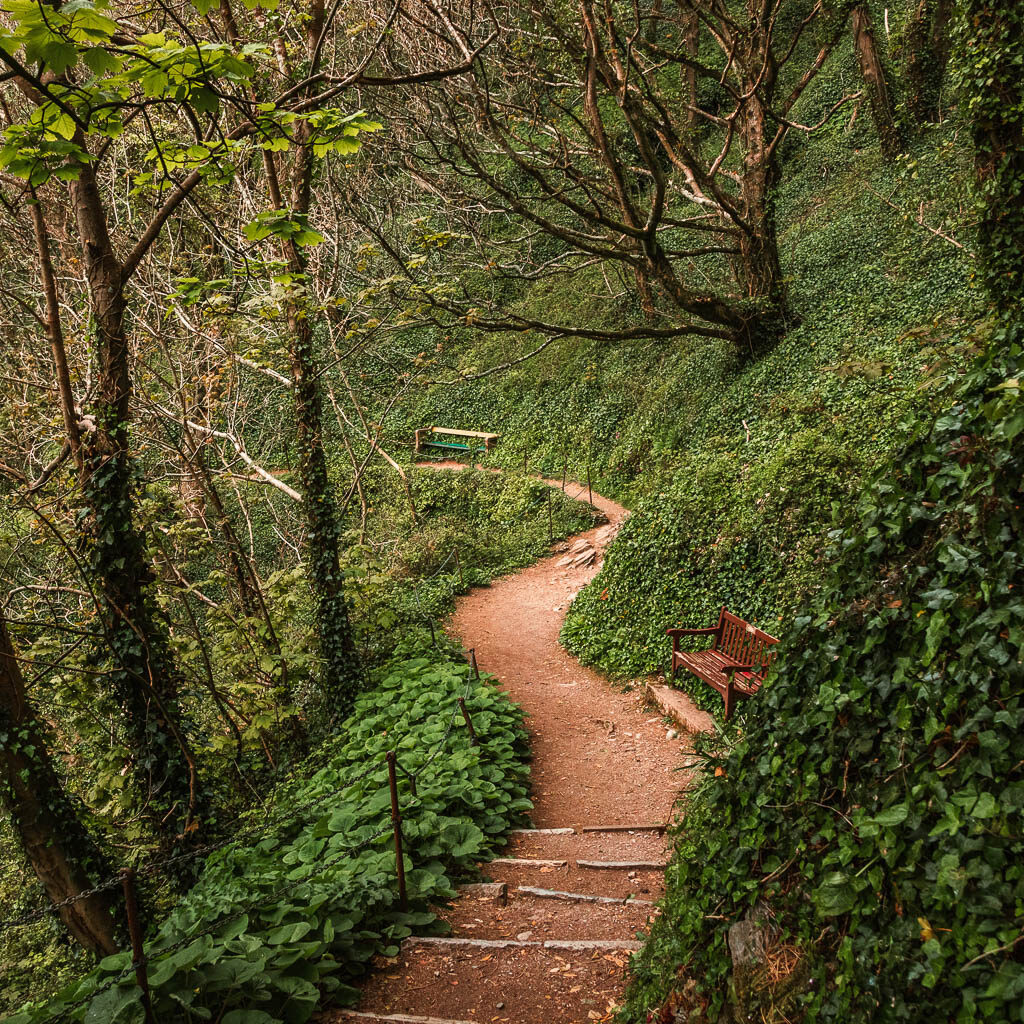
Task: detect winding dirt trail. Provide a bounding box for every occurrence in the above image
[327,465,697,1024]
[442,464,685,829]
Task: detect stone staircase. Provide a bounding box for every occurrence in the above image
[326,825,668,1024]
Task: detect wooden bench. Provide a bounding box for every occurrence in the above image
[414,426,500,457]
[666,607,779,720]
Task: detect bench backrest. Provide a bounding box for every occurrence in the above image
[714,607,779,679]
[429,427,500,441]
[415,426,500,453]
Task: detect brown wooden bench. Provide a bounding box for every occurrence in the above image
[666,607,779,720]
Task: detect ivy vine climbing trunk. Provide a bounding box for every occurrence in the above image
[907,0,954,122]
[68,158,206,857]
[955,0,1024,311]
[0,601,119,956]
[262,0,362,719]
[852,5,903,159]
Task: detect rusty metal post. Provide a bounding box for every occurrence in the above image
[587,458,593,507]
[523,448,528,473]
[562,454,567,491]
[121,869,155,1024]
[454,545,464,589]
[458,697,479,746]
[546,488,553,542]
[386,751,408,911]
[469,647,480,680]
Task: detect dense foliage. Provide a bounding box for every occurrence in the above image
[954,1,1024,310]
[1,0,1018,1020]
[624,330,1023,1021]
[7,645,531,1023]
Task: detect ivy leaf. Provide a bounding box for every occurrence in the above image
[813,872,858,917]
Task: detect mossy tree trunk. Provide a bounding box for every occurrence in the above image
[68,159,206,857]
[906,0,954,123]
[852,5,904,159]
[957,0,1024,311]
[262,0,363,719]
[0,603,119,955]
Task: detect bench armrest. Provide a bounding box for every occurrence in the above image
[666,626,718,637]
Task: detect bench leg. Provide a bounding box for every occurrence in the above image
[670,636,679,681]
[723,681,734,721]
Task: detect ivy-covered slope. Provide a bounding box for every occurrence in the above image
[6,645,531,1024]
[393,122,980,708]
[623,332,1024,1021]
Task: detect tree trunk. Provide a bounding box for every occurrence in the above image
[0,604,119,955]
[68,160,206,858]
[681,8,699,131]
[285,279,362,717]
[853,5,903,159]
[906,0,953,123]
[732,8,788,344]
[269,12,363,718]
[736,100,786,311]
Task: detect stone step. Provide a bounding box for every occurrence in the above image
[494,828,668,867]
[514,885,654,907]
[442,883,654,943]
[481,858,665,900]
[324,943,634,1024]
[335,1013,477,1024]
[577,860,669,871]
[580,823,668,833]
[404,936,642,952]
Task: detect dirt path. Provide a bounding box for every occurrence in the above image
[326,464,695,1024]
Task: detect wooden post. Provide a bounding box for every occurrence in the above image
[458,698,479,746]
[386,752,408,910]
[121,869,155,1024]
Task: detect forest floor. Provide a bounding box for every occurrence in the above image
[324,463,709,1024]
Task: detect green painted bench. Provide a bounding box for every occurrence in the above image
[415,427,500,457]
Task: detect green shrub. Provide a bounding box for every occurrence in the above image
[7,646,531,1024]
[623,333,1024,1021]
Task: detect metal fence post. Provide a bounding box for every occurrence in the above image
[458,697,479,746]
[546,488,553,542]
[587,458,593,507]
[454,545,465,589]
[385,752,408,911]
[469,647,480,680]
[121,869,155,1024]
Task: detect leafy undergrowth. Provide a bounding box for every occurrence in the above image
[7,644,531,1024]
[339,467,601,662]
[386,125,980,715]
[394,465,600,582]
[622,333,1024,1022]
